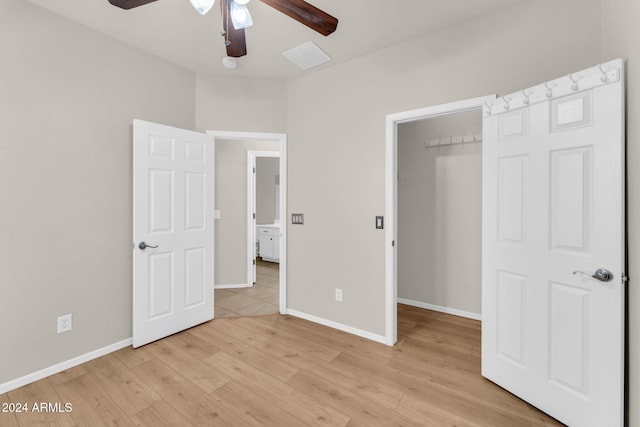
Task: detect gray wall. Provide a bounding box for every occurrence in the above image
[256,157,280,225]
[195,75,286,133]
[0,0,195,384]
[397,111,482,316]
[285,0,602,336]
[215,140,279,285]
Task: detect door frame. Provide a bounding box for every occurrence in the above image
[208,130,288,315]
[384,95,495,346]
[247,150,281,284]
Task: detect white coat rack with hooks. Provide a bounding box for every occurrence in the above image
[424,131,482,149]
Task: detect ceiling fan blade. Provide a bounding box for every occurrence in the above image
[221,0,248,58]
[258,0,338,36]
[108,0,158,9]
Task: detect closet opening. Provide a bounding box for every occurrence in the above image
[397,110,482,320]
[384,95,494,345]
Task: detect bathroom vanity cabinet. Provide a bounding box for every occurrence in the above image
[257,224,280,263]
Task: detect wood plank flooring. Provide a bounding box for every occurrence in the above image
[0,305,564,426]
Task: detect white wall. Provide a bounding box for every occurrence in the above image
[0,0,195,384]
[397,111,482,316]
[601,0,640,424]
[285,0,602,336]
[256,157,280,225]
[195,74,286,133]
[215,140,279,285]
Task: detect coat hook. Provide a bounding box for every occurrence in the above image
[544,82,553,98]
[599,64,608,82]
[521,89,530,105]
[569,73,579,91]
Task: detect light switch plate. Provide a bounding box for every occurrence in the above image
[376,216,384,229]
[292,213,304,225]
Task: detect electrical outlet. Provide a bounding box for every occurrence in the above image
[335,288,343,302]
[57,314,72,334]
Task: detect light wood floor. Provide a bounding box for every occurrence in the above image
[215,259,279,318]
[0,305,563,426]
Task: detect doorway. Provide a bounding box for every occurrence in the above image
[248,151,281,283]
[396,110,483,321]
[384,95,495,345]
[208,131,287,317]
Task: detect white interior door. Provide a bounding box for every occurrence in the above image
[133,119,214,348]
[482,59,625,426]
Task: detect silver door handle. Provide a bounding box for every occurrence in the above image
[138,241,158,250]
[573,268,613,282]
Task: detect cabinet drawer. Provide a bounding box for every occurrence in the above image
[258,228,273,236]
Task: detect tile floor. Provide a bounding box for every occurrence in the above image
[214,258,279,317]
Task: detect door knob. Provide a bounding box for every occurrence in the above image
[138,241,158,250]
[573,268,613,282]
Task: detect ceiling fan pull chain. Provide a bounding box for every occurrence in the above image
[220,30,231,46]
[225,0,231,46]
[218,0,230,47]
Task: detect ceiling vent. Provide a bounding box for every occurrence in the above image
[283,41,332,70]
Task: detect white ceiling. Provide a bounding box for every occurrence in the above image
[27,0,524,80]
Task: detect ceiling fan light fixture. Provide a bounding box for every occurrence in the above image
[230,2,253,29]
[189,0,215,15]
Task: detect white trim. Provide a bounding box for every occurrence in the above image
[287,310,387,345]
[248,152,255,284]
[207,130,288,315]
[384,115,397,346]
[247,151,280,157]
[208,130,285,141]
[0,338,132,395]
[214,283,253,289]
[385,95,495,347]
[279,137,288,315]
[397,298,482,321]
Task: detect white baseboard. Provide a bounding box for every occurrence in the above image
[215,283,253,290]
[287,309,387,345]
[0,338,132,395]
[398,298,482,321]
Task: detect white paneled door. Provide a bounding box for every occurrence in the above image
[482,59,625,426]
[133,120,214,348]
